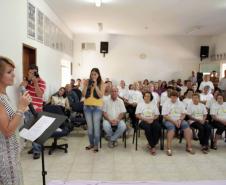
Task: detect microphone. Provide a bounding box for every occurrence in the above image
[20,86,38,117]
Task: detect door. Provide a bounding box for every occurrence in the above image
[23,44,36,78]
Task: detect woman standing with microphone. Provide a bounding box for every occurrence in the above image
[0,56,31,185]
[82,68,104,152]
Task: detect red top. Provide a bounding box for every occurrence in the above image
[26,78,46,112]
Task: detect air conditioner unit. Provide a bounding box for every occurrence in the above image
[81,42,96,50]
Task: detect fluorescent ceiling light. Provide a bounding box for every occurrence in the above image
[95,0,101,7]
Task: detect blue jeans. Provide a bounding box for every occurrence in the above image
[163,120,189,131]
[83,105,102,147]
[103,120,126,142]
[24,111,42,154]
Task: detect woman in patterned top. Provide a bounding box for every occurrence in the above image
[0,56,30,185]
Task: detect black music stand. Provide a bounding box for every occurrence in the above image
[20,111,67,185]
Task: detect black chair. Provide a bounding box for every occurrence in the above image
[70,101,87,129]
[45,128,69,155]
[43,104,70,155]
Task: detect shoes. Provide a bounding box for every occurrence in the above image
[85,145,94,150]
[201,147,208,154]
[93,146,99,153]
[113,140,118,147]
[27,149,33,154]
[105,136,110,141]
[108,141,114,148]
[33,153,40,160]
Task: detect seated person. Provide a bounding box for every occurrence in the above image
[103,86,127,148]
[182,89,193,109]
[125,83,143,128]
[200,85,213,105]
[65,84,82,112]
[187,93,211,154]
[135,92,161,155]
[160,86,174,106]
[199,75,214,94]
[48,87,70,111]
[103,81,111,103]
[210,94,226,149]
[148,83,160,107]
[162,90,195,156]
[118,80,129,101]
[206,89,221,110]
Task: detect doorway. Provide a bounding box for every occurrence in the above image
[22,44,36,78]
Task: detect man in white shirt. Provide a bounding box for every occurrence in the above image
[199,75,214,94]
[162,90,194,156]
[187,93,211,153]
[118,80,129,100]
[160,86,173,106]
[188,70,197,84]
[103,86,127,148]
[200,85,213,105]
[210,94,226,149]
[125,83,143,128]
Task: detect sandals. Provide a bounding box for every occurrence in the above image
[166,149,172,156]
[150,148,156,156]
[186,148,195,155]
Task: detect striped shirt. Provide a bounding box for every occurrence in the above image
[26,78,46,112]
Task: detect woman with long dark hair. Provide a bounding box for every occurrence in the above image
[82,68,104,152]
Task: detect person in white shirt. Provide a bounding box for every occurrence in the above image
[188,70,197,84]
[148,82,160,106]
[118,80,129,101]
[103,81,111,103]
[160,86,173,106]
[206,89,221,110]
[199,75,214,94]
[103,86,127,148]
[187,93,211,154]
[162,91,195,156]
[135,92,161,155]
[125,83,143,128]
[210,94,226,149]
[182,89,193,109]
[200,85,213,105]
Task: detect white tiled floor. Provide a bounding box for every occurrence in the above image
[21,128,226,185]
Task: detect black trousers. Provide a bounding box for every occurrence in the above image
[139,119,161,148]
[190,121,211,146]
[212,121,226,135]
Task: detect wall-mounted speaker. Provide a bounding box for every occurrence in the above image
[200,46,209,61]
[100,42,108,54]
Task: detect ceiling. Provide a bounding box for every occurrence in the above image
[45,0,226,36]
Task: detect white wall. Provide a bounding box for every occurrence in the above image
[73,34,209,85]
[210,32,226,54]
[204,33,226,77]
[0,0,73,105]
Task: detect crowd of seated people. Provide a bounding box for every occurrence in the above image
[111,71,225,155]
[42,70,226,156]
